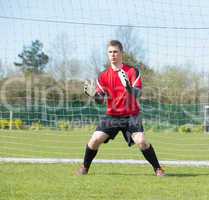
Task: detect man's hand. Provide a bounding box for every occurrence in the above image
[118,69,131,89]
[84,80,96,97]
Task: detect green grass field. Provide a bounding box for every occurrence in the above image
[1,128,209,200]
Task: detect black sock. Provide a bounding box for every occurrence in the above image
[141,144,161,171]
[83,145,98,169]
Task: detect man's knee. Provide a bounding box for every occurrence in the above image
[132,132,149,150]
[88,131,108,149]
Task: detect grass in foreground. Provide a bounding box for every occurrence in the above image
[0,164,209,200]
[1,129,209,200]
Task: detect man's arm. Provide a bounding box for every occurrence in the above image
[94,92,105,104]
[126,85,142,98]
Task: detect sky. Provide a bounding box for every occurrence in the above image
[0,0,209,78]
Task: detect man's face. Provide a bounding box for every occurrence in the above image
[107,45,123,65]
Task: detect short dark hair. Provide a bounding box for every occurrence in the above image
[107,40,123,52]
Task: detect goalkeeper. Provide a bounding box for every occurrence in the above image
[76,40,165,176]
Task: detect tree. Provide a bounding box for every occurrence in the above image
[48,33,81,80]
[122,52,140,67]
[116,26,146,62]
[148,66,203,104]
[89,50,104,77]
[14,40,49,74]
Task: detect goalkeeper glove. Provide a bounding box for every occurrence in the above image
[118,69,131,91]
[118,69,142,97]
[84,80,96,97]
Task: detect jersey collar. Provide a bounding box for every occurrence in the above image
[111,63,124,71]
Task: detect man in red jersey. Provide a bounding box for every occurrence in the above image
[77,40,165,176]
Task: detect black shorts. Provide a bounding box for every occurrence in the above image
[96,115,144,147]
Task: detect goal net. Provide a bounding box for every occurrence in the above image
[0,0,209,166]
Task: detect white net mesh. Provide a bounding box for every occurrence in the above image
[0,0,209,165]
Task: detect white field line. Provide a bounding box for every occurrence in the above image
[0,157,209,167]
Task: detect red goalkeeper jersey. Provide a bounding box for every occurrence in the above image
[96,64,142,117]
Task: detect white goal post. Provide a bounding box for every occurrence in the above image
[204,105,209,132]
